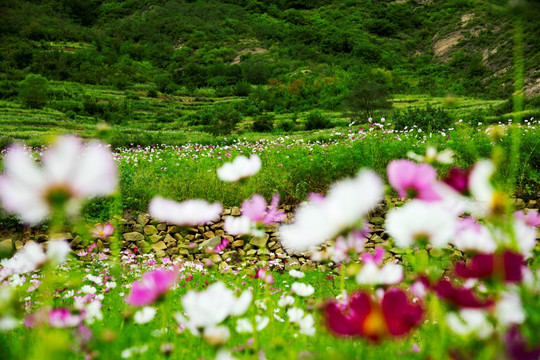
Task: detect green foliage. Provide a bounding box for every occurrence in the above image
[305,110,331,130]
[344,68,391,119]
[19,73,49,109]
[393,105,454,132]
[251,113,275,132]
[208,104,242,136]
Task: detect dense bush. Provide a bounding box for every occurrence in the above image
[208,104,242,135]
[305,110,332,130]
[393,105,454,132]
[19,73,49,109]
[251,114,275,132]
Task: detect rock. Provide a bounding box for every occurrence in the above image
[215,230,225,237]
[203,231,215,239]
[210,221,224,230]
[157,223,167,232]
[168,226,183,234]
[0,239,13,256]
[144,225,158,235]
[231,206,241,216]
[148,235,162,244]
[164,234,176,246]
[222,251,242,263]
[231,240,244,248]
[123,232,145,242]
[370,234,385,244]
[155,250,167,258]
[369,217,385,226]
[37,234,49,242]
[515,198,525,210]
[208,254,222,263]
[249,234,269,248]
[222,208,231,215]
[152,241,167,252]
[246,249,257,257]
[132,224,143,233]
[149,219,160,226]
[200,237,222,251]
[137,214,149,226]
[56,232,73,240]
[257,248,270,256]
[70,235,83,247]
[179,249,190,256]
[14,240,23,250]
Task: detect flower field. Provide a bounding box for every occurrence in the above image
[0,117,539,359]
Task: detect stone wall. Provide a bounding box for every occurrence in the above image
[0,196,538,270]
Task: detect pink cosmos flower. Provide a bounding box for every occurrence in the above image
[324,288,423,341]
[126,268,178,306]
[49,308,82,328]
[454,251,524,283]
[242,194,286,224]
[214,238,229,253]
[514,210,540,227]
[90,222,114,239]
[0,136,117,224]
[387,160,440,201]
[254,267,274,284]
[443,168,471,195]
[149,196,222,226]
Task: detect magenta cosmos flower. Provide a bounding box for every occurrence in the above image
[454,251,524,283]
[324,288,423,341]
[433,279,494,309]
[0,136,117,224]
[387,160,440,201]
[126,268,178,306]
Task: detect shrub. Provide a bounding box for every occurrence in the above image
[251,114,275,132]
[208,104,242,136]
[147,88,158,98]
[19,73,49,109]
[278,120,295,132]
[305,111,331,130]
[393,105,454,132]
[234,81,252,96]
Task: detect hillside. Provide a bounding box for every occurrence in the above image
[1,0,539,103]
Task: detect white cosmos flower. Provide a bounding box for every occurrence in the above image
[178,281,251,334]
[134,306,156,324]
[0,316,20,331]
[149,196,222,226]
[0,242,46,280]
[278,295,295,307]
[217,154,261,182]
[223,216,264,237]
[510,216,537,258]
[446,309,493,339]
[235,315,269,333]
[407,147,454,164]
[0,136,117,224]
[495,291,525,327]
[291,282,314,297]
[280,170,383,251]
[287,308,315,336]
[385,200,458,248]
[46,240,71,266]
[355,262,403,285]
[289,270,305,278]
[202,325,230,346]
[452,218,497,253]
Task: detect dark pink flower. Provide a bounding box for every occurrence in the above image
[433,279,494,309]
[387,160,440,201]
[443,168,470,195]
[455,251,524,283]
[125,268,178,306]
[214,238,229,253]
[505,326,540,360]
[324,288,423,341]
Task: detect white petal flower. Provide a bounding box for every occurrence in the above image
[291,282,314,297]
[0,316,20,331]
[149,196,222,226]
[452,218,497,253]
[495,291,525,327]
[203,325,230,346]
[386,200,458,248]
[134,306,156,324]
[0,242,46,279]
[288,270,305,278]
[46,240,71,266]
[217,155,261,182]
[280,170,383,251]
[355,262,403,285]
[0,136,117,224]
[180,281,251,332]
[446,309,493,339]
[278,295,295,307]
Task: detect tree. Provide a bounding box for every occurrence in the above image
[344,68,391,119]
[19,73,48,109]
